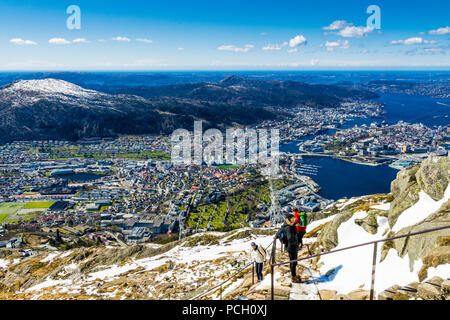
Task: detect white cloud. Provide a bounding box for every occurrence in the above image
[136,38,153,43]
[287,48,298,53]
[98,39,107,43]
[48,38,71,45]
[324,40,349,51]
[429,26,450,35]
[72,38,90,43]
[289,35,307,47]
[391,37,436,45]
[260,32,268,36]
[112,36,131,42]
[10,38,37,45]
[217,44,254,52]
[310,59,319,66]
[423,48,444,54]
[323,20,352,30]
[337,26,374,38]
[177,47,185,51]
[262,42,288,51]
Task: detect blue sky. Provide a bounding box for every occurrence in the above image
[1,0,449,70]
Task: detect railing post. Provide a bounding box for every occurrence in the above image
[252,262,255,285]
[270,239,276,301]
[370,242,377,300]
[271,264,274,300]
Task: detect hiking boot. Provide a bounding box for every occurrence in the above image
[292,275,302,283]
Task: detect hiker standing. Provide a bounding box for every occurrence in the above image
[274,213,299,280]
[293,208,308,249]
[250,242,266,282]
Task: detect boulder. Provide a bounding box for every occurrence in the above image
[415,156,449,201]
[393,292,412,300]
[378,285,401,300]
[388,164,420,228]
[417,282,444,300]
[354,211,379,235]
[426,276,444,287]
[442,280,450,294]
[397,282,418,298]
[317,211,354,251]
[319,289,337,300]
[347,289,370,300]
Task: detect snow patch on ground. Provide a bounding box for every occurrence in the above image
[308,215,336,230]
[0,259,10,268]
[25,278,73,293]
[370,202,391,211]
[317,210,391,294]
[392,185,449,232]
[40,252,60,263]
[87,264,138,281]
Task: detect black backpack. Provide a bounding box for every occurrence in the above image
[280,227,289,245]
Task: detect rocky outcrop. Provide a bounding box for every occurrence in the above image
[388,156,449,228]
[381,199,450,276]
[415,156,449,201]
[317,196,390,251]
[317,211,354,251]
[388,165,421,228]
[355,209,387,235]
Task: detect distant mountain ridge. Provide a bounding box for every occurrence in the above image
[0,77,377,143]
[113,75,378,109]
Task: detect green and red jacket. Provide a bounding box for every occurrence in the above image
[294,211,307,232]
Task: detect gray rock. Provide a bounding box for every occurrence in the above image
[317,211,354,251]
[442,280,450,294]
[426,276,444,287]
[355,210,380,235]
[388,165,420,228]
[417,282,444,300]
[378,285,401,300]
[415,156,449,201]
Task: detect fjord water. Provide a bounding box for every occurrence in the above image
[279,142,398,200]
[376,93,450,128]
[301,156,397,201]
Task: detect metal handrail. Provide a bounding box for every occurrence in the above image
[269,224,450,300]
[189,241,274,300]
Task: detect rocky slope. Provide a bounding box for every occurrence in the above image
[0,156,448,300]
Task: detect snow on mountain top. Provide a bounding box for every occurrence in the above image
[2,79,99,97]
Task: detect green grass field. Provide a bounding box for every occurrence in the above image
[216,164,241,169]
[0,202,26,215]
[23,201,55,209]
[0,214,9,223]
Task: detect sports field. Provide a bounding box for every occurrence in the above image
[0,202,53,224]
[0,202,26,215]
[23,201,55,209]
